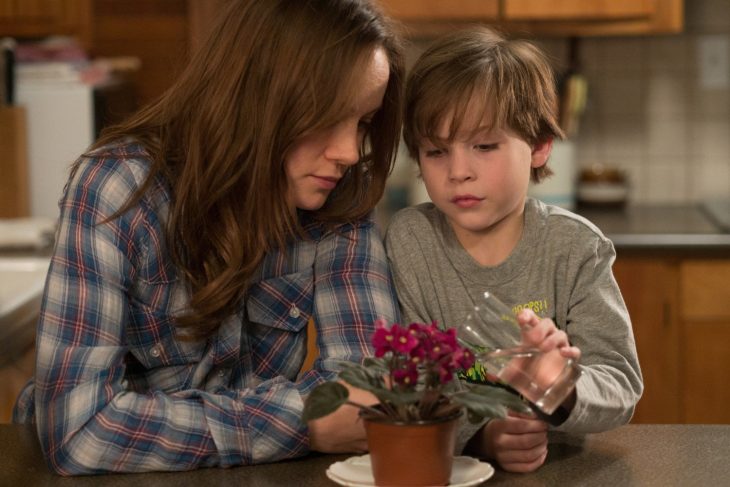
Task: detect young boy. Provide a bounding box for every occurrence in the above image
[385,27,643,473]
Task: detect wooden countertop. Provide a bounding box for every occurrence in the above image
[1,424,728,485]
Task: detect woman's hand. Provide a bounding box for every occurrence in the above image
[468,411,548,473]
[517,308,581,360]
[307,382,377,454]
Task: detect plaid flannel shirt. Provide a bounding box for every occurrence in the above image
[13,142,399,475]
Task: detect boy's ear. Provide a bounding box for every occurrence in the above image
[530,138,553,168]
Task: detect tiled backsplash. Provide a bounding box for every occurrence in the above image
[397,0,730,206]
[540,0,730,204]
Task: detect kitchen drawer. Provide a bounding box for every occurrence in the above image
[680,260,730,321]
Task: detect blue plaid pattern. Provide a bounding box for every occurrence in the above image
[13,142,399,475]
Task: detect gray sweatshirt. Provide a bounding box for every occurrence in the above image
[384,198,643,437]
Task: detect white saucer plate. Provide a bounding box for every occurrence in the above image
[326,454,495,487]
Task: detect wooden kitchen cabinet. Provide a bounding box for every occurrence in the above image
[503,0,683,36]
[380,0,498,21]
[613,257,681,423]
[93,0,188,104]
[377,0,683,37]
[0,0,92,48]
[678,260,730,423]
[503,0,655,20]
[614,256,730,424]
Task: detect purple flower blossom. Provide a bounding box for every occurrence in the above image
[304,318,525,425]
[373,321,419,357]
[452,347,476,371]
[393,365,419,387]
[373,321,474,389]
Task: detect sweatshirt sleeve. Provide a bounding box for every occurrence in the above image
[555,236,644,433]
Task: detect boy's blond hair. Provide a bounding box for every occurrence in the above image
[404,27,564,183]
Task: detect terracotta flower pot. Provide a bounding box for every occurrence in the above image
[363,410,461,486]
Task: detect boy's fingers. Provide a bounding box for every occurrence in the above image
[559,345,582,360]
[537,328,569,350]
[520,317,551,345]
[517,308,540,328]
[504,414,549,434]
[499,448,548,473]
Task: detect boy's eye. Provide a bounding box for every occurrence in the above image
[475,143,498,152]
[422,147,446,158]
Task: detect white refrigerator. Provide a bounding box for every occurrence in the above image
[15,79,94,219]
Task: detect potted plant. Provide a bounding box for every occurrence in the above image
[302,319,529,486]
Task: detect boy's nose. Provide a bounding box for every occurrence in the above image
[325,121,361,167]
[448,151,475,182]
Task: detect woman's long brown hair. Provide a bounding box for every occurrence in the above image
[91,0,404,340]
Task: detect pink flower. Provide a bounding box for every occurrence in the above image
[370,320,477,388]
[437,362,455,384]
[441,328,459,349]
[305,318,522,426]
[408,342,426,361]
[393,365,418,387]
[373,322,419,357]
[372,323,396,358]
[426,338,454,362]
[392,326,419,355]
[452,347,476,371]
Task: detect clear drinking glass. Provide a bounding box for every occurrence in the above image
[460,291,582,415]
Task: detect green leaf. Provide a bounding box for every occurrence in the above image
[453,384,531,423]
[338,363,422,408]
[374,388,422,406]
[339,364,384,392]
[361,357,389,372]
[458,361,489,383]
[302,382,350,422]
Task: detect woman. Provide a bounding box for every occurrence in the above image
[13,0,404,475]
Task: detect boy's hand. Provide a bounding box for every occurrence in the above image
[468,411,548,473]
[517,308,581,360]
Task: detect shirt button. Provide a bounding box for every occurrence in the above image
[150,345,161,358]
[289,306,300,318]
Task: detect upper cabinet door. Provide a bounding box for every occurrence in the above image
[503,0,655,21]
[377,0,683,37]
[9,0,64,23]
[379,0,499,21]
[0,0,91,48]
[502,0,683,36]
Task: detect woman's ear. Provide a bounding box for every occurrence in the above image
[530,138,553,168]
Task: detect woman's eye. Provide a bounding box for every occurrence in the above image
[475,143,498,152]
[358,119,372,133]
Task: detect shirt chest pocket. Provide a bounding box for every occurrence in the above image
[127,280,204,369]
[246,268,314,333]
